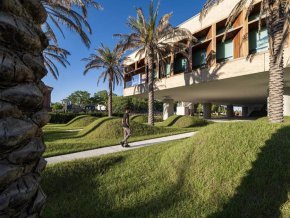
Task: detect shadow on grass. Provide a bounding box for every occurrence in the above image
[103,147,194,217]
[210,125,290,218]
[43,156,125,218]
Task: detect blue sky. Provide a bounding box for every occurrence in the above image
[44,0,206,103]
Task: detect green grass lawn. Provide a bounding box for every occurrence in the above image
[44,117,199,157]
[43,120,290,217]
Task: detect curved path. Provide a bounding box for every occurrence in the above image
[46,132,196,165]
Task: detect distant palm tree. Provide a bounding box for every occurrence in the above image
[83,45,124,117]
[116,0,193,125]
[201,0,289,123]
[0,0,100,216]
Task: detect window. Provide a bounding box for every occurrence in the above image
[216,39,233,62]
[166,64,171,77]
[131,74,140,86]
[249,28,269,53]
[193,48,207,68]
[174,57,188,72]
[125,80,132,88]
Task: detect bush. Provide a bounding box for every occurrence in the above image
[49,113,83,124]
[172,116,208,128]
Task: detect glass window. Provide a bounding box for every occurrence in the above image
[193,48,207,68]
[174,57,188,72]
[249,28,269,53]
[131,74,140,86]
[216,39,233,62]
[166,64,171,77]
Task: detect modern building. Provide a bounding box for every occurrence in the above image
[123,0,290,120]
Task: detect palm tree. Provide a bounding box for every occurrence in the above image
[0,0,100,216]
[201,0,288,123]
[116,0,193,125]
[82,45,124,117]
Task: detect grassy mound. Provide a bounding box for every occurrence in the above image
[130,115,148,123]
[66,115,97,128]
[78,117,116,137]
[156,115,182,127]
[86,118,176,139]
[257,116,290,123]
[43,121,290,217]
[172,116,208,128]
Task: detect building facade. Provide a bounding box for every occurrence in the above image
[123,0,290,119]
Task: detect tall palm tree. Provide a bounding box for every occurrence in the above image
[0,0,100,216]
[201,0,289,123]
[82,45,124,117]
[116,0,193,125]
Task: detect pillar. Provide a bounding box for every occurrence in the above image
[242,106,248,117]
[226,105,234,118]
[163,99,174,120]
[203,103,212,119]
[283,95,290,116]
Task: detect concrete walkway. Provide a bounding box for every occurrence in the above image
[46,132,196,164]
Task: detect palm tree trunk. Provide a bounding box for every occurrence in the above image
[147,50,155,125]
[108,78,113,117]
[0,1,49,217]
[268,1,286,123]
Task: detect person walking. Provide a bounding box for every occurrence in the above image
[120,108,131,147]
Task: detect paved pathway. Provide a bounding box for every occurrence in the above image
[46,132,196,164]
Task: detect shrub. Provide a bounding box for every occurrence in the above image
[172,116,208,128]
[49,113,83,124]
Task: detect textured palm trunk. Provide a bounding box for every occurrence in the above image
[268,1,286,123]
[147,50,155,126]
[108,78,113,117]
[0,0,49,217]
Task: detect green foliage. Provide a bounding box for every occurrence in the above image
[51,102,63,111]
[49,113,81,124]
[43,121,290,217]
[157,115,182,127]
[67,90,91,106]
[172,116,208,128]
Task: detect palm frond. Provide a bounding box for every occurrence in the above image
[44,45,71,79]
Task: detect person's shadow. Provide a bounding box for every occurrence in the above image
[209,125,290,218]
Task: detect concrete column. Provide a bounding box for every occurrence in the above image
[163,99,174,120]
[227,105,234,118]
[283,95,290,116]
[242,106,249,117]
[203,103,212,119]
